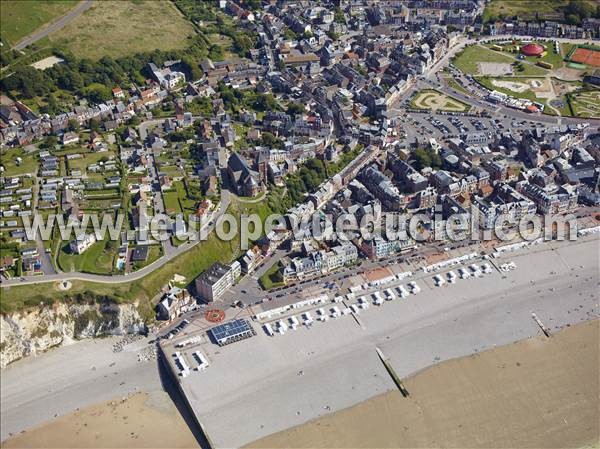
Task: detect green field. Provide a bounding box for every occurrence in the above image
[476,76,542,102]
[0,147,38,176]
[445,76,471,95]
[487,41,567,68]
[453,45,516,74]
[66,150,116,172]
[0,196,270,315]
[482,0,598,22]
[0,0,77,47]
[163,190,183,216]
[131,245,162,270]
[476,75,589,117]
[410,89,471,112]
[57,238,117,274]
[46,0,195,59]
[569,90,600,118]
[259,261,284,290]
[454,45,548,76]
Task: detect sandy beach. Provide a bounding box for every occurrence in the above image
[248,319,599,448]
[0,336,162,441]
[1,236,599,448]
[165,236,599,447]
[2,390,199,449]
[4,320,598,449]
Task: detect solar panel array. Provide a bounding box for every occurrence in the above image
[210,319,253,342]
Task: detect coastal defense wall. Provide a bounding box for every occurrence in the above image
[0,302,147,368]
[157,343,215,449]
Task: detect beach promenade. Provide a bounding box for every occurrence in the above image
[1,236,598,448]
[169,236,599,448]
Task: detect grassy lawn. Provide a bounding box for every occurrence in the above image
[0,148,39,176]
[556,97,574,116]
[0,0,77,46]
[0,197,273,315]
[476,77,541,102]
[410,89,471,112]
[57,239,117,274]
[162,180,197,219]
[259,261,284,290]
[454,45,548,76]
[476,76,586,117]
[453,45,516,75]
[46,0,195,59]
[482,0,597,22]
[487,41,567,69]
[163,190,183,216]
[131,245,162,270]
[66,150,116,172]
[568,90,600,118]
[446,76,471,95]
[517,63,549,77]
[206,33,234,60]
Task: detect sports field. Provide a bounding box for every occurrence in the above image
[46,0,195,59]
[0,0,77,47]
[410,89,470,112]
[570,47,600,68]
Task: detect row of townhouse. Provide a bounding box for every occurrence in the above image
[282,241,358,282]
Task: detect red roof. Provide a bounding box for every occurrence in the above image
[521,43,544,56]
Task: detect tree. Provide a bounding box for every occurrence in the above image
[233,34,254,57]
[252,93,279,111]
[208,44,224,61]
[42,94,59,115]
[261,132,284,149]
[181,57,202,81]
[430,151,442,169]
[89,117,101,132]
[244,0,261,10]
[283,28,297,41]
[327,31,340,41]
[42,135,58,149]
[334,7,346,24]
[68,118,80,132]
[127,115,141,126]
[564,0,595,24]
[286,102,305,117]
[414,148,442,170]
[414,148,431,170]
[566,13,581,25]
[81,83,112,104]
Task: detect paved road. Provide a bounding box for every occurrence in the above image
[13,0,94,51]
[416,35,600,126]
[418,77,600,126]
[1,190,230,287]
[31,176,57,276]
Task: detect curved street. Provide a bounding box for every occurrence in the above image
[0,190,230,287]
[2,35,597,289]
